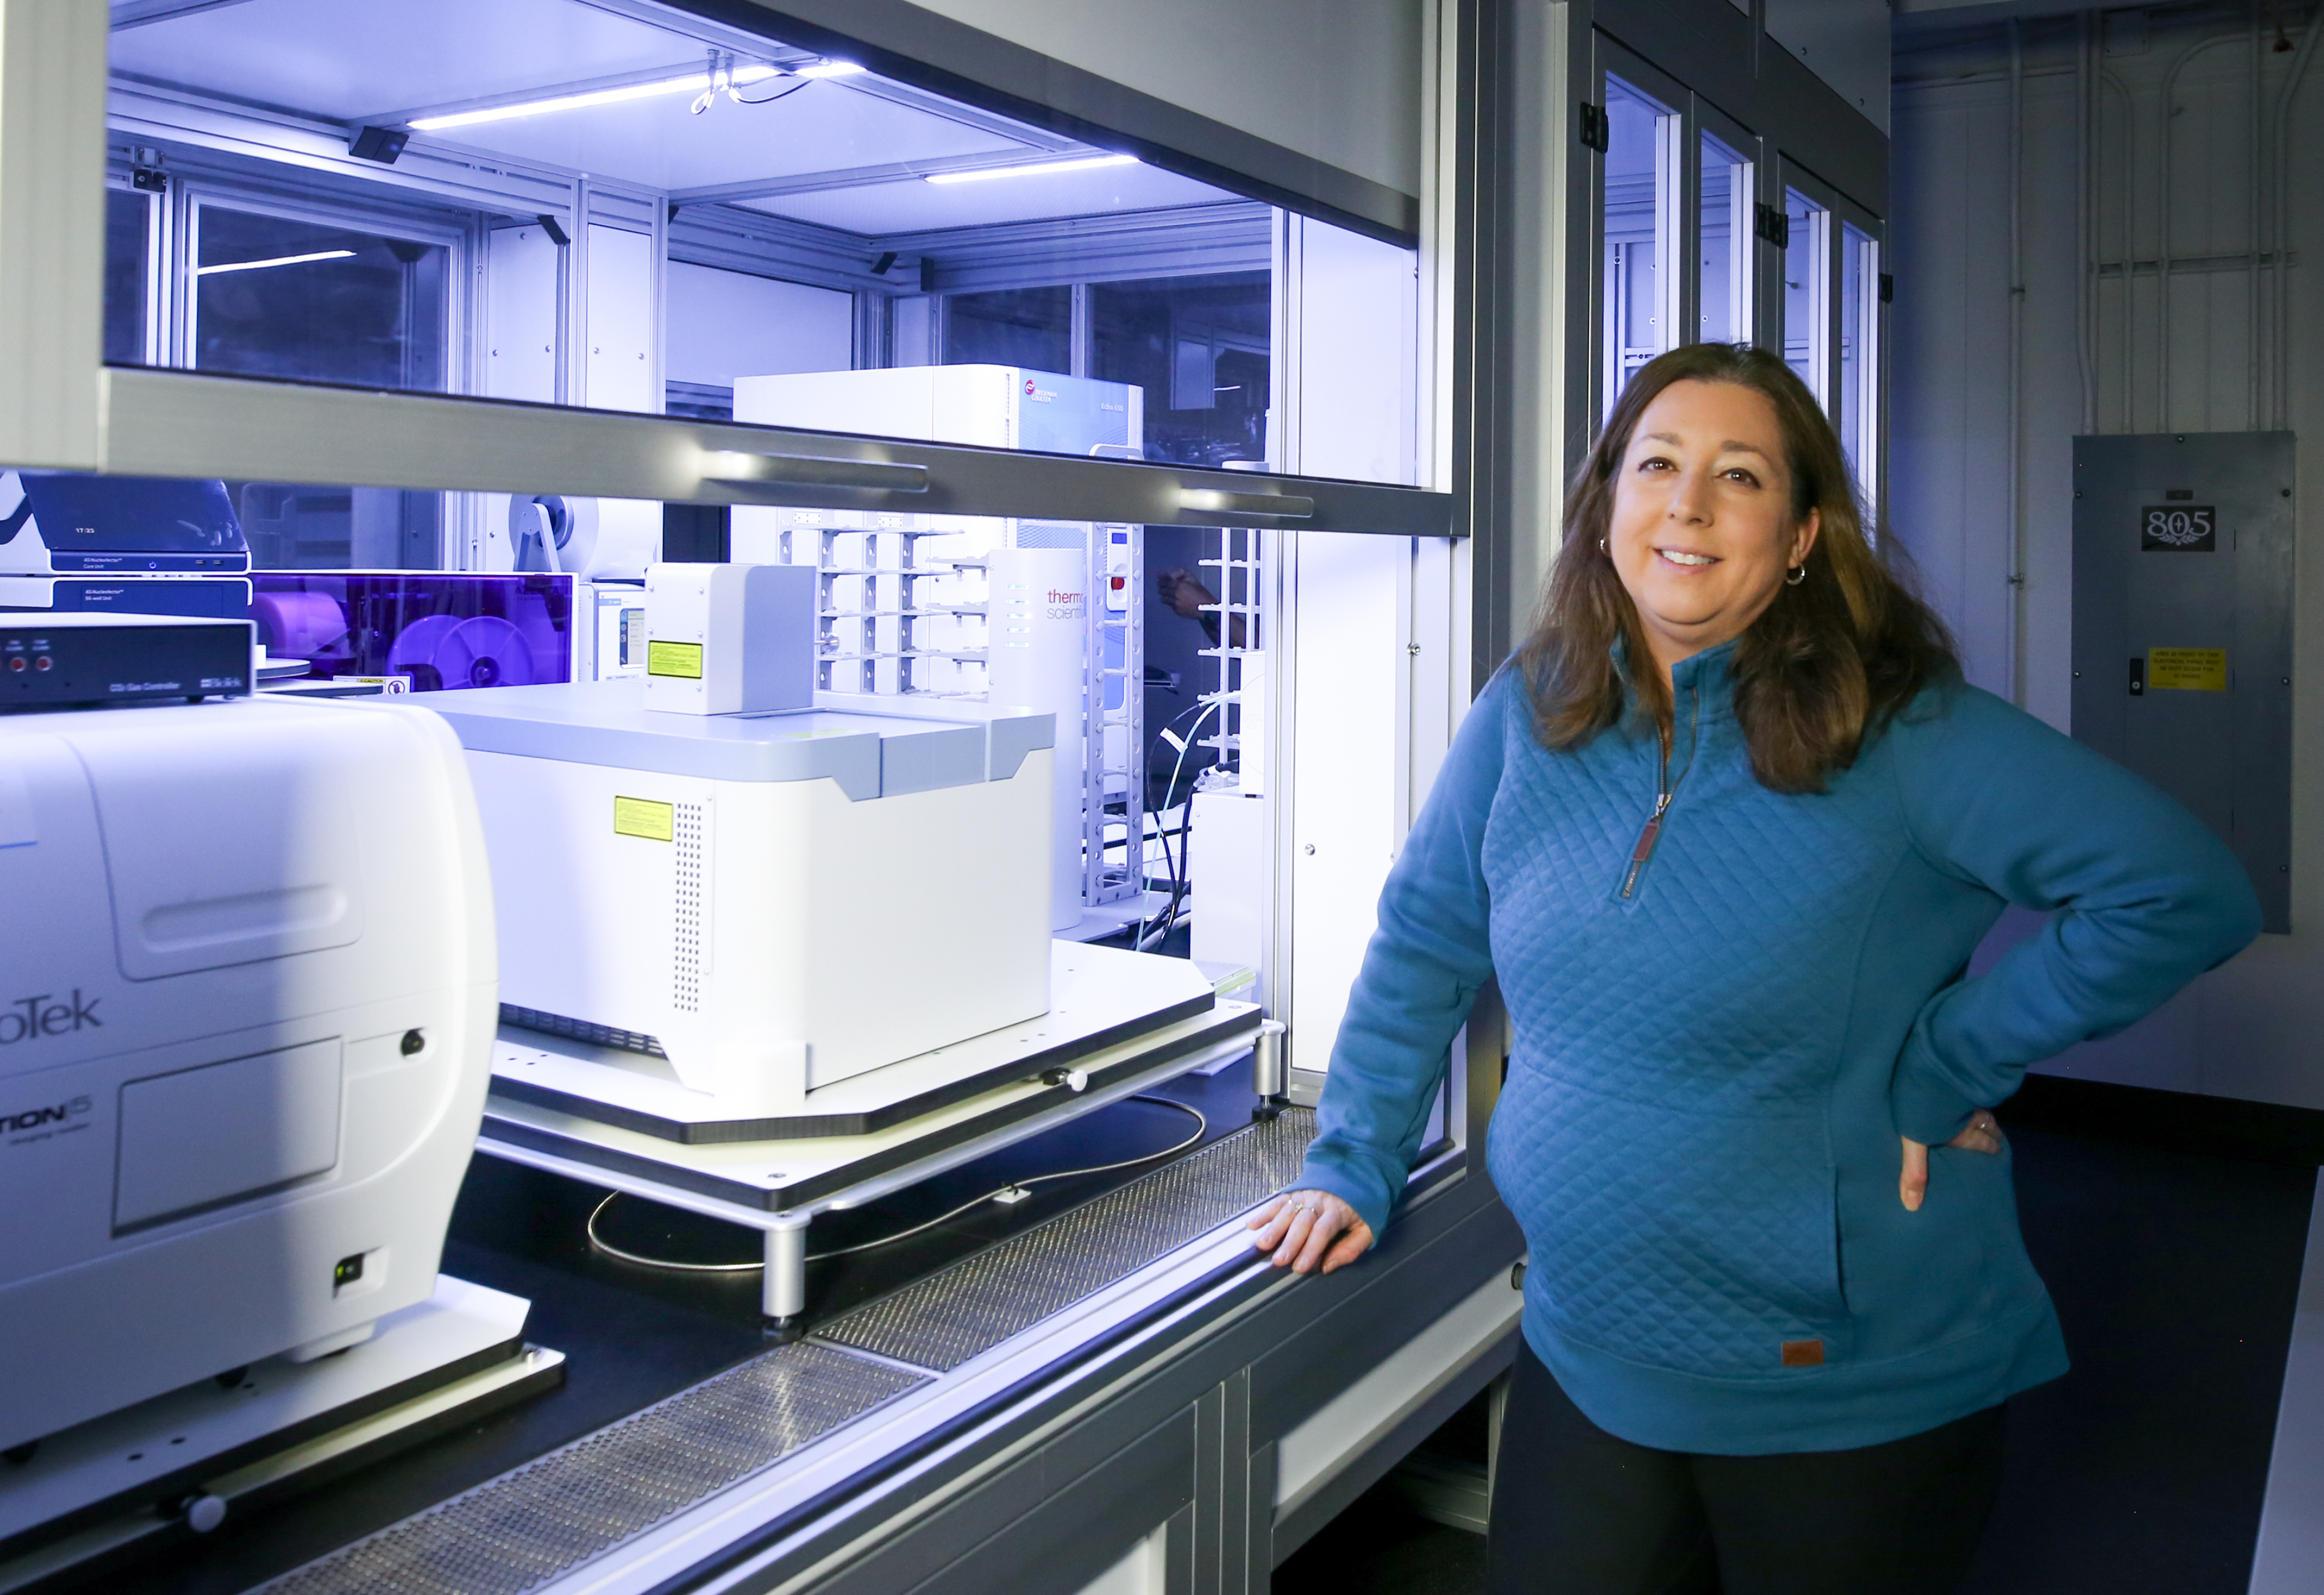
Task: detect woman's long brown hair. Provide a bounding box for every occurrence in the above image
[1517,343,1956,794]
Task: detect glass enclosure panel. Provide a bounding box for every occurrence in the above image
[97,0,1416,495]
[1698,133,1751,346]
[1782,186,1829,404]
[191,204,449,391]
[943,287,1072,370]
[1838,223,1879,512]
[1602,75,1677,417]
[1092,273,1270,468]
[103,187,149,366]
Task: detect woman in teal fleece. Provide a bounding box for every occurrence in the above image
[1245,343,2259,1593]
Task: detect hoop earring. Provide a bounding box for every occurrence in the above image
[1597,537,1608,557]
[1784,563,1808,587]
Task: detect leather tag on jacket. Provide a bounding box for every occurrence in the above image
[1780,1339,1826,1368]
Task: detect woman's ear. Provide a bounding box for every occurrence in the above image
[1791,507,1823,568]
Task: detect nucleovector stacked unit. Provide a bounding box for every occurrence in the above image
[0,471,253,620]
[0,693,499,1454]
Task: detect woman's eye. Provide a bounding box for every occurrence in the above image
[1723,469,1759,487]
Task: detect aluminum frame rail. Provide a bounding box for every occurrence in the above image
[97,369,1457,537]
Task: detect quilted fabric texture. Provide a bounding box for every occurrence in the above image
[1297,642,2259,1454]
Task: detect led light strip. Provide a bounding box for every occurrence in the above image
[924,154,1140,185]
[408,60,861,132]
[195,249,357,276]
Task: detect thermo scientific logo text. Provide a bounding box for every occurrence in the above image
[0,991,102,1045]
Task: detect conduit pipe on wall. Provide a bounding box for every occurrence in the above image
[2272,2,2324,429]
[2156,36,2233,429]
[2078,11,2098,434]
[2251,2,2264,431]
[2007,20,2025,705]
[2105,68,2134,429]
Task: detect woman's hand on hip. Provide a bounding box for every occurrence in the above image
[1247,1190,1374,1274]
[1900,1111,2005,1211]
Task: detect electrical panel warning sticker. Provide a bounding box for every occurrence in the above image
[2148,648,2228,691]
[614,796,675,841]
[646,640,703,679]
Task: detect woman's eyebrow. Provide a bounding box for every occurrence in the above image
[1636,430,1773,461]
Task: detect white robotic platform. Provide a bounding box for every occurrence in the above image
[477,944,1262,1327]
[0,1278,562,1592]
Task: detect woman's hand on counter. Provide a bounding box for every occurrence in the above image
[1248,1190,1374,1274]
[1899,1111,2006,1212]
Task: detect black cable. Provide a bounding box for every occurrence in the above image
[1140,700,1216,949]
[1136,699,1217,949]
[583,1095,1208,1275]
[731,79,811,106]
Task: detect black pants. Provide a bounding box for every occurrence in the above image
[1487,1341,2006,1595]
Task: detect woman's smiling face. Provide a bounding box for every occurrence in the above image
[1607,378,1821,680]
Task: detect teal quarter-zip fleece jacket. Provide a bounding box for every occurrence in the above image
[1297,642,2260,1455]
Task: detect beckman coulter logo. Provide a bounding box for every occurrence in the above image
[0,990,102,1045]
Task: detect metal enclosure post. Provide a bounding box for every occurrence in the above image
[0,0,108,469]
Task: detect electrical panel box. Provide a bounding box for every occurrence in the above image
[2071,431,2294,932]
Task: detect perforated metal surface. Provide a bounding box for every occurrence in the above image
[256,1341,920,1595]
[819,1108,1316,1372]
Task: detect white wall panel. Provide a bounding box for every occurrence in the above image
[1892,15,2324,1109]
[1276,217,1420,1076]
[585,224,656,413]
[485,225,559,403]
[903,0,1424,199]
[1764,0,1892,132]
[665,263,853,389]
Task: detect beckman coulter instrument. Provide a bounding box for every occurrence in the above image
[433,678,1057,1120]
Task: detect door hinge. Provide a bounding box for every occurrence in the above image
[1754,202,1791,249]
[1579,102,1609,153]
[1879,271,1895,303]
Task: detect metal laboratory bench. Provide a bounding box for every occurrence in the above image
[83,1033,1521,1595]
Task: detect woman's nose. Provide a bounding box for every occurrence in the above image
[1667,469,1714,523]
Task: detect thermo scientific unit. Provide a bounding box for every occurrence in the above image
[728,366,1148,932]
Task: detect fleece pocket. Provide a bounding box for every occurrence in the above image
[1490,1072,1853,1376]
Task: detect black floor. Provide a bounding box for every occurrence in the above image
[1278,1124,2316,1595]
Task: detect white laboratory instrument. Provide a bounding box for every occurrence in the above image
[432,677,1056,1121]
[726,365,1150,936]
[641,560,816,715]
[499,493,663,581]
[989,546,1090,930]
[0,687,500,1458]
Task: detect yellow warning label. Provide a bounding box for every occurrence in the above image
[613,796,674,842]
[646,640,703,679]
[2148,648,2228,692]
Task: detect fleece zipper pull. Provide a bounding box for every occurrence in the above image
[1618,680,1702,902]
[1620,791,1672,901]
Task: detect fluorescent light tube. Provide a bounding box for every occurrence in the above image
[196,249,358,276]
[925,154,1138,185]
[409,65,781,131]
[793,61,863,78]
